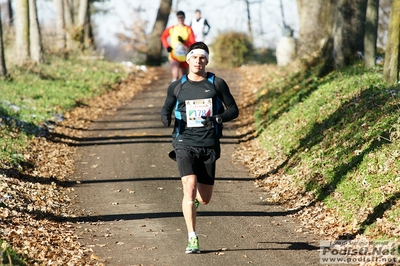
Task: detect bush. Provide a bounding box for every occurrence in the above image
[211,31,254,67]
[254,48,277,64]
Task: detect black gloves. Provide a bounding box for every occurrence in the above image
[201,116,222,130]
[178,36,185,43]
[161,114,171,127]
[167,46,173,52]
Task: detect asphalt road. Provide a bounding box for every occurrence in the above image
[71,67,322,266]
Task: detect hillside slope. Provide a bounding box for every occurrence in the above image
[235,64,400,245]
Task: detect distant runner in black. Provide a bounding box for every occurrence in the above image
[161,42,239,254]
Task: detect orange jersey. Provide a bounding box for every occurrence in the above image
[161,25,196,62]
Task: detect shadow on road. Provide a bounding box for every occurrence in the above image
[77,176,255,184]
[70,210,299,223]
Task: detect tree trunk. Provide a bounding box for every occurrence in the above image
[296,0,336,66]
[64,0,76,50]
[15,0,29,65]
[332,0,368,67]
[383,0,400,83]
[364,0,379,68]
[0,5,8,78]
[83,4,95,50]
[29,0,42,63]
[72,0,80,22]
[3,0,14,26]
[78,0,88,27]
[377,0,391,49]
[77,0,88,45]
[7,0,13,24]
[245,0,253,42]
[54,0,66,50]
[146,0,172,66]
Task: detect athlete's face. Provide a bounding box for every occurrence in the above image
[177,15,185,26]
[188,54,208,75]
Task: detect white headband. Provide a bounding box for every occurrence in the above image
[186,49,209,63]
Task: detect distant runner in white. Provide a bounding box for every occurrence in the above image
[190,9,211,43]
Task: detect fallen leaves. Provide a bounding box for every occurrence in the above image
[0,67,161,265]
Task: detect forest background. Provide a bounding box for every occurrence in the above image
[0,0,400,264]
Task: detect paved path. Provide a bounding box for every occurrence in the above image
[71,67,321,265]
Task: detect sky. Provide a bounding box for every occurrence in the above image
[1,0,299,49]
[91,0,299,48]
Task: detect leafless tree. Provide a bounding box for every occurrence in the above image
[296,0,335,65]
[364,0,379,68]
[377,0,391,48]
[15,0,29,65]
[383,0,400,83]
[14,0,43,65]
[54,0,66,50]
[0,4,8,78]
[297,0,368,74]
[63,0,75,49]
[78,0,88,32]
[331,0,368,68]
[146,0,172,66]
[29,0,43,63]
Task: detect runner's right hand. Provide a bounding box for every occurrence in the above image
[167,46,173,52]
[161,114,171,127]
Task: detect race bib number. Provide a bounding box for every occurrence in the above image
[186,98,213,127]
[174,43,188,57]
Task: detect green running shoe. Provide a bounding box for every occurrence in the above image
[195,198,200,209]
[185,236,200,254]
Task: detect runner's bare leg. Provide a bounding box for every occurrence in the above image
[171,61,180,81]
[196,183,213,205]
[181,174,197,233]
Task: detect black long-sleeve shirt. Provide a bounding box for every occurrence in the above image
[161,72,239,147]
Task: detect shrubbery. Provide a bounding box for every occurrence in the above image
[211,31,254,67]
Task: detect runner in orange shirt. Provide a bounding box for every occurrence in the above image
[161,11,196,81]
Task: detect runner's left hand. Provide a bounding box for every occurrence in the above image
[178,36,185,43]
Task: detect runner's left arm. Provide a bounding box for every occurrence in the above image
[214,77,239,122]
[204,19,211,36]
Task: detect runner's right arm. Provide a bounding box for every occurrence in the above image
[160,81,179,126]
[160,26,173,49]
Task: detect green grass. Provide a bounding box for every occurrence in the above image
[255,63,400,238]
[0,240,27,265]
[0,55,126,163]
[1,56,125,125]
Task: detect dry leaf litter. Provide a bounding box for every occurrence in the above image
[0,67,158,265]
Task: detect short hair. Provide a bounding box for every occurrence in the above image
[188,42,209,54]
[195,9,201,13]
[177,10,185,17]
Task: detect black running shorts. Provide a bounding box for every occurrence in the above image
[173,143,220,185]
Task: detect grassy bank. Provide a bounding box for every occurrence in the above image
[0,55,126,164]
[250,63,400,240]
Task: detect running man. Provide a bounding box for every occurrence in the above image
[160,42,239,253]
[161,11,196,82]
[190,9,211,43]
